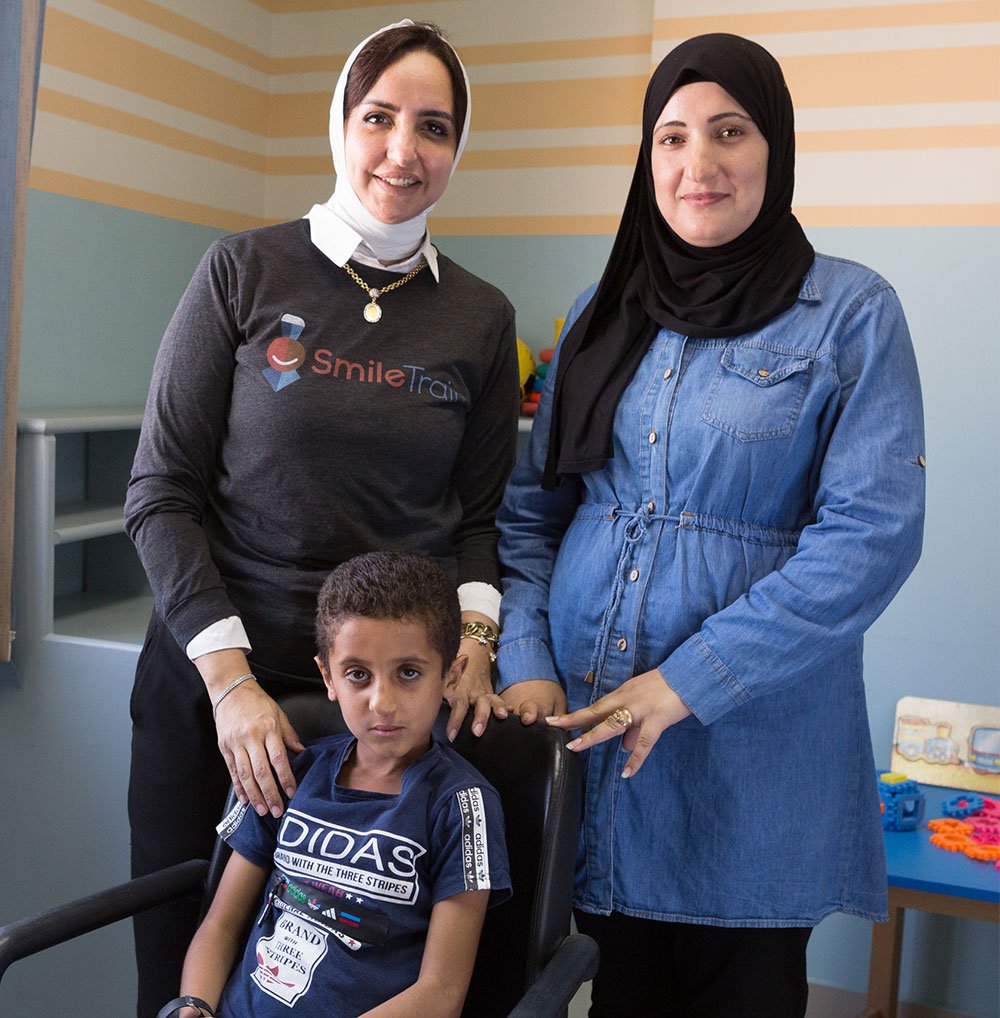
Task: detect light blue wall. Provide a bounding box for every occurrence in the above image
[0,192,228,1018]
[4,192,997,1017]
[0,638,139,1015]
[2,191,225,1016]
[19,190,224,410]
[437,234,614,353]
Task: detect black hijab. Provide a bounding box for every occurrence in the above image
[543,33,814,488]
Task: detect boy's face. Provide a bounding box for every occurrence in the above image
[315,616,463,776]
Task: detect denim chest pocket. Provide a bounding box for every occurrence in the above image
[701,346,814,441]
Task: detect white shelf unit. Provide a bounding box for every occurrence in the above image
[14,408,153,649]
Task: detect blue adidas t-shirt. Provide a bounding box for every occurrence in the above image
[216,735,511,1017]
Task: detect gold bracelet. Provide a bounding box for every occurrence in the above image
[460,621,499,662]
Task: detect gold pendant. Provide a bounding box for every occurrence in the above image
[364,301,382,323]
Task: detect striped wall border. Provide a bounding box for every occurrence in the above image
[28,0,1000,233]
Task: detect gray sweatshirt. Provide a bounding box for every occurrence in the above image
[126,219,518,677]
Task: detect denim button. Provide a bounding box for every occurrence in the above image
[617,636,628,651]
[648,430,657,444]
[647,500,655,513]
[629,569,639,582]
[663,367,673,381]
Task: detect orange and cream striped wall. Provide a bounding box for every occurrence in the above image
[28,0,1000,235]
[29,0,651,233]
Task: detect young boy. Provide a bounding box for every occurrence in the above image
[163,552,511,1018]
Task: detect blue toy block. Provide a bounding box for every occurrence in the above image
[878,774,926,832]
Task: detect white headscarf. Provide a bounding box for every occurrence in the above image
[306,20,471,265]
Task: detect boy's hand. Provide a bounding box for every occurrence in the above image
[446,639,508,741]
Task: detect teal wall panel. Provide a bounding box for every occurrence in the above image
[19,190,224,409]
[435,233,612,351]
[0,638,138,1017]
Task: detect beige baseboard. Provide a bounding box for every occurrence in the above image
[807,982,980,1018]
[570,980,981,1018]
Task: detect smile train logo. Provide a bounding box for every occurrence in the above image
[262,313,307,392]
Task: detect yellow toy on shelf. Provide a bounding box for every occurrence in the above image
[519,320,564,418]
[516,338,536,405]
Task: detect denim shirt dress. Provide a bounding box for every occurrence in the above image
[497,253,925,927]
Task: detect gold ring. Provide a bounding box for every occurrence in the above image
[609,707,634,729]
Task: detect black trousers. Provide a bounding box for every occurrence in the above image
[128,614,317,1018]
[574,910,812,1018]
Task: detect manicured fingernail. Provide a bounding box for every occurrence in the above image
[498,707,508,718]
[566,738,580,750]
[622,767,633,779]
[544,716,557,723]
[255,803,267,816]
[271,805,282,818]
[447,729,457,743]
[473,722,485,737]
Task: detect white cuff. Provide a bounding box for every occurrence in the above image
[185,617,252,660]
[457,582,501,627]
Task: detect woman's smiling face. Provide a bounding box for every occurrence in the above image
[651,79,769,247]
[343,49,457,225]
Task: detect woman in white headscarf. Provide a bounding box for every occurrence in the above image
[124,22,518,1015]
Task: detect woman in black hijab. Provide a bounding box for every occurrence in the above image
[497,34,925,1016]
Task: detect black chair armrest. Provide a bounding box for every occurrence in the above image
[506,933,599,1018]
[0,859,209,985]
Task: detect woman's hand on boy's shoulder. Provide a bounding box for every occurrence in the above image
[214,681,305,817]
[195,648,305,817]
[446,639,509,741]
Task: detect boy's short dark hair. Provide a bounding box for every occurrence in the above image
[315,552,460,669]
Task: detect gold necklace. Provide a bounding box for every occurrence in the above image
[342,257,428,323]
